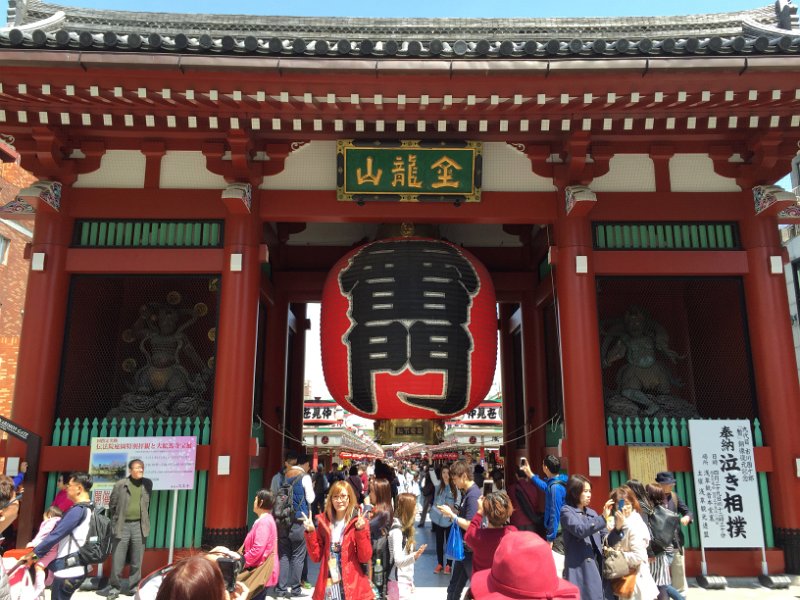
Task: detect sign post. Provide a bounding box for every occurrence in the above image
[89,436,198,565]
[688,420,764,585]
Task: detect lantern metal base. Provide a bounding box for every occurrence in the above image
[374,418,444,445]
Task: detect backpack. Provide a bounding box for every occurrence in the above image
[373,521,402,587]
[274,475,302,534]
[69,503,114,566]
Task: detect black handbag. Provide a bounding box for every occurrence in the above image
[648,505,681,553]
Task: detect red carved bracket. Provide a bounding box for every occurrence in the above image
[202,134,309,185]
[710,134,789,188]
[14,128,104,185]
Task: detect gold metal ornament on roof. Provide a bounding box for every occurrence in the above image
[167,291,182,305]
[400,222,415,237]
[194,302,208,317]
[208,278,219,292]
[207,356,215,369]
[208,327,216,342]
[122,358,137,373]
[121,329,135,343]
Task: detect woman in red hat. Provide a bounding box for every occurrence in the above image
[470,531,579,599]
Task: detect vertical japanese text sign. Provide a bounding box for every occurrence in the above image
[688,420,764,548]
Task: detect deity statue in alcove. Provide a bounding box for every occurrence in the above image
[109,294,214,419]
[600,305,699,419]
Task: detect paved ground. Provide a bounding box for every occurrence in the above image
[62,522,800,599]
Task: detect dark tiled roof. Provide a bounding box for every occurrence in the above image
[2,0,799,58]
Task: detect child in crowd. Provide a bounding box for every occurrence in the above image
[464,491,517,573]
[388,493,427,600]
[28,505,63,596]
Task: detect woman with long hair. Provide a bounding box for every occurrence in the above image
[389,493,427,600]
[302,480,372,600]
[560,474,615,600]
[646,484,684,600]
[369,478,395,541]
[607,486,659,600]
[429,464,459,575]
[463,491,517,574]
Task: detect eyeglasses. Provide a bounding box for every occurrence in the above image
[332,494,350,500]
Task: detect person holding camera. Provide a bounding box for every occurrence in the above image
[463,491,517,574]
[302,480,372,600]
[605,486,660,600]
[150,554,249,600]
[436,459,480,600]
[134,548,247,600]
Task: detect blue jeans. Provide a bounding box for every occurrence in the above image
[51,575,86,600]
[446,552,473,600]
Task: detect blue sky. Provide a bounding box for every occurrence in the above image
[2,0,769,20]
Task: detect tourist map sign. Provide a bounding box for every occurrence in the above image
[688,420,763,548]
[89,436,197,507]
[337,140,482,202]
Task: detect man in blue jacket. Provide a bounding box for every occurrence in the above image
[521,455,567,549]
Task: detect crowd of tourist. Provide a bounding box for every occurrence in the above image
[0,453,691,600]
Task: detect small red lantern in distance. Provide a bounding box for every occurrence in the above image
[321,237,497,420]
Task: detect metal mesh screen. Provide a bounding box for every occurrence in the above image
[57,275,220,420]
[597,277,756,420]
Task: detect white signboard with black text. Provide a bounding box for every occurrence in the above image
[89,436,197,507]
[688,420,763,548]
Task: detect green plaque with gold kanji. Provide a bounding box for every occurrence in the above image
[336,140,482,202]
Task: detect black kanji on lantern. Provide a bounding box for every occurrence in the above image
[339,240,480,415]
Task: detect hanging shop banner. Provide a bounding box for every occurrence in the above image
[688,420,763,548]
[337,140,482,202]
[89,436,197,507]
[321,237,497,420]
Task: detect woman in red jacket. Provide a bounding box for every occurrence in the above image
[302,480,373,600]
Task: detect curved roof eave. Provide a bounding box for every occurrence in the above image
[3,2,797,60]
[12,0,780,40]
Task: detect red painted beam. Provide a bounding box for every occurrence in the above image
[593,251,748,275]
[66,189,226,219]
[591,192,751,221]
[259,190,558,224]
[65,248,225,273]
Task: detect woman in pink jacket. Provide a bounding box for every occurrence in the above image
[239,489,279,594]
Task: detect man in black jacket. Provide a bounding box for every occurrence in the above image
[103,459,153,599]
[656,471,693,596]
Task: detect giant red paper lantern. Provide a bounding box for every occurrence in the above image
[321,237,497,420]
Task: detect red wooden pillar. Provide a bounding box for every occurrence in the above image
[522,293,548,469]
[554,212,609,501]
[261,292,289,484]
[740,216,800,556]
[10,205,72,544]
[498,303,518,476]
[286,303,308,452]
[203,211,261,548]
